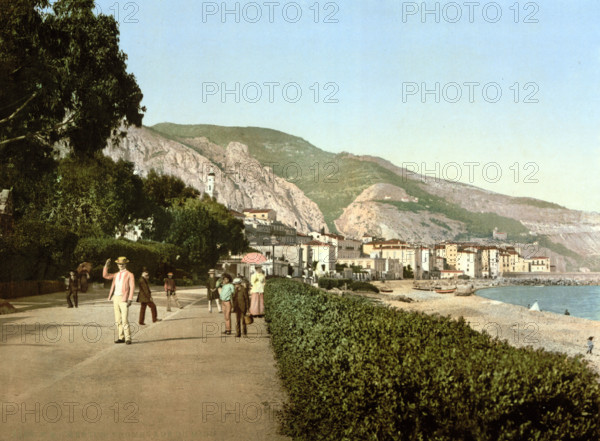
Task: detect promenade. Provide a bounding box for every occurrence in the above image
[0,286,289,441]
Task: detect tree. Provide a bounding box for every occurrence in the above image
[143,170,200,208]
[0,0,144,155]
[0,0,145,218]
[403,264,414,279]
[41,156,150,238]
[0,1,145,281]
[154,199,248,275]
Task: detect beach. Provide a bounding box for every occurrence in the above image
[371,280,600,375]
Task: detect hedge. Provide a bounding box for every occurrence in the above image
[74,238,185,281]
[264,279,600,441]
[0,280,64,299]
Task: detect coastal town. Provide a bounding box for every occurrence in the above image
[217,207,551,282]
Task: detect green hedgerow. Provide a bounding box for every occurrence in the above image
[264,279,600,441]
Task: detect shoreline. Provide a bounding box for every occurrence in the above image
[368,280,600,375]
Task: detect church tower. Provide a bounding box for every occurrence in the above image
[206,169,216,199]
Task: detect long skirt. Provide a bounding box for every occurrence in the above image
[249,291,264,316]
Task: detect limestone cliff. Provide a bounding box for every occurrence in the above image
[103,126,327,233]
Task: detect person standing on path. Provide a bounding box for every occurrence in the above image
[587,336,594,355]
[66,271,79,308]
[164,272,182,311]
[138,270,161,325]
[249,266,266,317]
[103,257,135,345]
[206,269,222,313]
[217,273,234,335]
[232,277,250,338]
[77,263,91,293]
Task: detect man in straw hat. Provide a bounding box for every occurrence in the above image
[206,269,222,313]
[103,257,135,345]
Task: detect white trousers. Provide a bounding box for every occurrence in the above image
[113,297,131,341]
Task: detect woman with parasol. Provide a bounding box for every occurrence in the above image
[77,262,92,293]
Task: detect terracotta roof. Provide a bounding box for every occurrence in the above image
[243,209,274,214]
[304,240,332,246]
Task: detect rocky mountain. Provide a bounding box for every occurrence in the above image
[103,126,327,233]
[103,123,600,271]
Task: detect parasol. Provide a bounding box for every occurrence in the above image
[241,252,267,264]
[77,262,93,273]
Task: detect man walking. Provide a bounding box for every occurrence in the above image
[206,269,222,313]
[232,277,250,338]
[164,272,182,311]
[66,271,79,308]
[138,270,161,325]
[103,257,135,345]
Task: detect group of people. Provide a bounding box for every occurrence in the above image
[207,266,266,337]
[98,256,266,344]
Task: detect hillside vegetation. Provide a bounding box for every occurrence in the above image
[150,123,556,242]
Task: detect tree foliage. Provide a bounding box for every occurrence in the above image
[0,0,144,156]
[146,197,248,274]
[143,169,200,208]
[41,156,150,237]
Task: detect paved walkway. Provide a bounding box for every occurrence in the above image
[0,286,289,441]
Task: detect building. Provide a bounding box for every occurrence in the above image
[529,257,551,272]
[456,250,481,278]
[300,240,336,276]
[444,243,459,269]
[310,232,361,259]
[244,215,297,246]
[206,170,216,199]
[481,247,500,278]
[440,270,464,279]
[414,247,434,279]
[243,209,277,222]
[493,227,508,241]
[337,257,388,280]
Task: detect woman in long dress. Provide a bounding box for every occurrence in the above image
[249,266,266,317]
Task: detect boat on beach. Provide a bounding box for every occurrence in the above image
[435,288,457,294]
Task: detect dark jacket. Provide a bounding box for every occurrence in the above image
[232,284,250,314]
[164,278,176,292]
[67,277,79,294]
[78,270,89,293]
[207,276,219,301]
[138,277,153,303]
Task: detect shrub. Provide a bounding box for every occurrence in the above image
[264,279,600,441]
[318,278,353,290]
[74,238,185,281]
[348,281,379,293]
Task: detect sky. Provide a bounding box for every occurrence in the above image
[94,0,600,212]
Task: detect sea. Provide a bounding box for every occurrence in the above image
[477,285,600,321]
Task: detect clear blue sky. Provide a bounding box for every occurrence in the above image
[96,0,600,212]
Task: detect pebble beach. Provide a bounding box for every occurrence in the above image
[371,280,600,375]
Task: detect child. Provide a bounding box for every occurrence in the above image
[66,271,79,308]
[217,273,234,335]
[587,336,594,355]
[164,272,182,311]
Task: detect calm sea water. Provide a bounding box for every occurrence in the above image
[477,285,600,321]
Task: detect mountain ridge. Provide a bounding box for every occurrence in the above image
[102,123,600,271]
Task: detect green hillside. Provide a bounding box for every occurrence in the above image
[148,123,567,244]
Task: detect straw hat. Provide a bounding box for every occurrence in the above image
[115,257,129,264]
[167,272,174,276]
[208,269,216,274]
